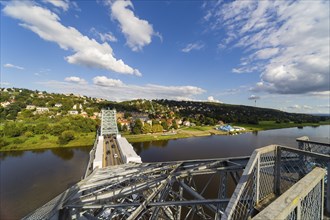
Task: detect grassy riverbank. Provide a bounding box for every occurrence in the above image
[1,121,329,151]
[125,121,330,143]
[0,132,95,152]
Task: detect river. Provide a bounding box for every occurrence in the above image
[1,125,329,219]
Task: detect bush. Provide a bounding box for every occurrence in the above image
[57,130,75,145]
[13,138,26,144]
[24,131,34,137]
[0,139,9,147]
[40,135,49,140]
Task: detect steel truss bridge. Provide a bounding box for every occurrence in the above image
[24,140,330,220]
[23,110,330,219]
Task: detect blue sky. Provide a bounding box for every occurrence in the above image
[1,0,329,114]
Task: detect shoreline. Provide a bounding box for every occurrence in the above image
[1,121,329,152]
[125,121,330,143]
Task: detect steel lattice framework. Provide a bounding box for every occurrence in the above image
[23,157,249,220]
[101,109,118,136]
[23,138,330,220]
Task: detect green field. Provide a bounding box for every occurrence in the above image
[0,132,95,152]
[1,121,329,151]
[233,121,330,131]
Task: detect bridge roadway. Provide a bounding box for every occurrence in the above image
[103,136,123,166]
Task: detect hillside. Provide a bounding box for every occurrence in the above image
[0,87,328,151]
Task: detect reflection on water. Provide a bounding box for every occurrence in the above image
[0,146,91,219]
[0,126,329,219]
[51,148,74,160]
[133,125,330,162]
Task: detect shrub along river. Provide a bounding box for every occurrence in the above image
[1,125,329,219]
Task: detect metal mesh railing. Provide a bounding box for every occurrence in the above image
[300,181,323,220]
[223,144,329,220]
[297,136,330,155]
[252,167,325,220]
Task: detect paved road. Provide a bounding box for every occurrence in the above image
[103,136,123,166]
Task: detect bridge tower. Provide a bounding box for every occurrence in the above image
[100,109,118,136]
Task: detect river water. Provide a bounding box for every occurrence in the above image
[1,125,329,219]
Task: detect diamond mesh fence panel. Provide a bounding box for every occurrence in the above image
[301,181,323,220]
[285,207,297,220]
[259,151,276,201]
[230,166,257,220]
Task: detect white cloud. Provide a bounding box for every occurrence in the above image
[248,95,260,100]
[182,42,205,53]
[4,63,24,70]
[109,0,156,51]
[3,1,141,76]
[39,77,206,101]
[93,76,123,87]
[288,104,313,110]
[43,0,69,11]
[207,1,330,95]
[90,27,117,43]
[64,76,87,84]
[0,82,10,86]
[207,96,222,103]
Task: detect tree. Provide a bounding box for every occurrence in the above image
[142,123,152,134]
[132,119,143,134]
[124,112,132,119]
[152,124,163,133]
[33,123,50,134]
[122,124,128,132]
[171,120,178,129]
[161,121,168,130]
[57,130,75,145]
[117,122,122,131]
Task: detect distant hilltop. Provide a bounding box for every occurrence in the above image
[1,87,328,125]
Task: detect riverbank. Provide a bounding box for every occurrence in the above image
[0,132,95,152]
[1,121,329,151]
[125,121,330,143]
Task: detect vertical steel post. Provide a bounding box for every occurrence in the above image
[256,155,260,204]
[327,162,330,214]
[275,146,281,196]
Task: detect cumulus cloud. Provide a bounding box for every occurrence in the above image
[248,95,260,100]
[207,96,222,103]
[43,0,69,11]
[39,77,206,101]
[4,63,24,70]
[110,0,157,52]
[182,42,205,53]
[3,1,141,76]
[64,76,87,84]
[288,105,313,110]
[0,82,10,86]
[90,27,117,43]
[93,76,123,87]
[207,1,329,95]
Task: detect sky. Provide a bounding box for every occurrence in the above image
[1,0,329,114]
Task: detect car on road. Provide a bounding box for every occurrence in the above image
[114,153,118,158]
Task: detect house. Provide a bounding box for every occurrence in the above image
[118,119,131,129]
[1,101,11,107]
[183,121,191,127]
[26,105,36,110]
[68,110,79,115]
[35,107,49,114]
[146,119,153,126]
[116,112,125,119]
[93,112,101,118]
[80,112,88,118]
[54,103,62,108]
[176,119,183,125]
